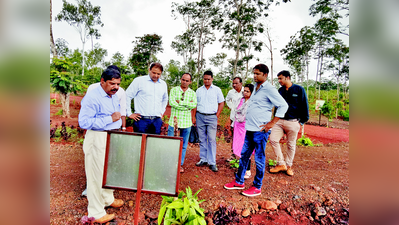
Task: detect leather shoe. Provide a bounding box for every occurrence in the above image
[196,160,208,167]
[109,199,124,208]
[270,164,287,173]
[209,165,218,172]
[94,213,115,223]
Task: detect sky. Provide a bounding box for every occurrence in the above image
[52,0,349,81]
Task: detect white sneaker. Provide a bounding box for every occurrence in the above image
[81,188,87,196]
[244,170,252,179]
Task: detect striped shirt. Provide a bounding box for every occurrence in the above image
[168,86,197,129]
[196,84,225,114]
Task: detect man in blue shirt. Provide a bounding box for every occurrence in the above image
[194,71,225,172]
[269,70,309,176]
[224,64,288,197]
[125,63,168,134]
[79,67,124,223]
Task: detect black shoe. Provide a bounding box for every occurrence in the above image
[209,165,218,172]
[196,161,208,167]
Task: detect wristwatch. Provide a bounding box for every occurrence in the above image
[122,127,126,130]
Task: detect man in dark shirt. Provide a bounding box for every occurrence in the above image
[269,70,309,176]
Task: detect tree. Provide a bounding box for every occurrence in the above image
[50,0,57,57]
[172,0,219,88]
[55,38,70,58]
[104,52,131,74]
[164,60,184,88]
[129,34,163,75]
[56,0,104,76]
[50,57,86,118]
[262,25,275,84]
[171,30,197,66]
[281,26,316,99]
[325,39,349,102]
[209,52,227,76]
[84,43,107,69]
[217,0,270,78]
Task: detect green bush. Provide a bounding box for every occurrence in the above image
[55,109,63,116]
[229,159,239,168]
[321,101,335,120]
[341,110,349,121]
[158,187,206,225]
[50,98,57,104]
[297,136,314,146]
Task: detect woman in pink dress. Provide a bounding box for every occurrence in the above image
[232,84,254,179]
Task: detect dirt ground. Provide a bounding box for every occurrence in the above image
[50,94,349,225]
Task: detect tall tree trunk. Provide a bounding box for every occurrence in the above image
[315,47,320,99]
[318,54,324,99]
[59,92,71,118]
[233,20,241,78]
[50,0,57,58]
[306,55,309,100]
[81,42,85,76]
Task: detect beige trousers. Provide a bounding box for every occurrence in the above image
[269,119,301,167]
[83,130,114,219]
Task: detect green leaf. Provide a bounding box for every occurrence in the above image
[165,219,181,225]
[158,205,167,225]
[186,187,193,199]
[166,200,184,209]
[176,208,183,220]
[198,217,207,225]
[193,188,202,198]
[164,208,172,225]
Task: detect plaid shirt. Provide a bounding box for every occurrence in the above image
[168,86,197,129]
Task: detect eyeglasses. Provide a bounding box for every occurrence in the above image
[181,92,185,101]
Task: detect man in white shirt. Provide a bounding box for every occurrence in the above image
[125,63,168,134]
[194,71,225,172]
[225,77,243,161]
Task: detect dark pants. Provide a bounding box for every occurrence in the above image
[133,117,163,134]
[235,130,271,189]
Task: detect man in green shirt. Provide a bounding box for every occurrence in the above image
[167,73,197,173]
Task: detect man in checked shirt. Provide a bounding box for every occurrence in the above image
[167,73,197,173]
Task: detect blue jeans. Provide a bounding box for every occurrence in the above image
[167,125,191,166]
[133,117,163,134]
[235,130,271,189]
[196,113,218,166]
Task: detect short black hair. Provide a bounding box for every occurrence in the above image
[253,64,269,75]
[107,65,121,73]
[233,77,242,83]
[203,70,213,78]
[182,73,192,81]
[277,70,291,78]
[101,67,121,82]
[150,62,163,72]
[244,83,254,94]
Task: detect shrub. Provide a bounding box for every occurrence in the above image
[50,98,57,104]
[321,101,334,120]
[229,159,239,168]
[212,204,240,225]
[158,187,206,225]
[55,109,63,116]
[297,136,314,146]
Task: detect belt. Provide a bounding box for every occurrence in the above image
[141,116,160,120]
[198,112,216,116]
[283,118,298,122]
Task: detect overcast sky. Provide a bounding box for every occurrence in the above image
[52,0,349,81]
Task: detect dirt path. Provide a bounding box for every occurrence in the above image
[50,94,349,224]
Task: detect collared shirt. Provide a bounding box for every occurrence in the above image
[79,85,122,131]
[225,87,244,121]
[125,75,168,117]
[87,82,127,116]
[168,86,197,129]
[245,81,288,132]
[196,84,225,114]
[278,83,309,124]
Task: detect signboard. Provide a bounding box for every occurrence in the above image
[102,130,183,196]
[315,100,325,110]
